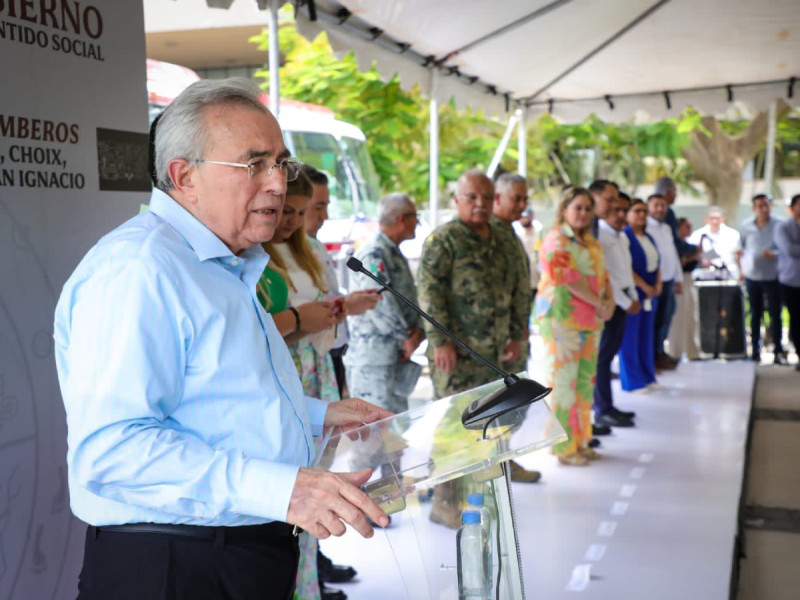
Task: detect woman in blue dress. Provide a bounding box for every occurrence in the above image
[619,198,662,392]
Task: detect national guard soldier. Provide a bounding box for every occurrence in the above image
[345,193,425,414]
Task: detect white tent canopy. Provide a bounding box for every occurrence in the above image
[295,0,800,122]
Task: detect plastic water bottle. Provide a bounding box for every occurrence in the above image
[457,510,491,600]
[467,492,496,592]
[467,493,493,536]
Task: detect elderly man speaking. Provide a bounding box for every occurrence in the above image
[54,78,389,600]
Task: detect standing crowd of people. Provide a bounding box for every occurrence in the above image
[53,77,800,600]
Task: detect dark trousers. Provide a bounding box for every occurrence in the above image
[594,306,627,416]
[77,524,299,600]
[654,279,676,356]
[745,278,784,354]
[781,283,800,351]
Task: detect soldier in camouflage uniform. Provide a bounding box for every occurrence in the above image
[418,171,539,526]
[418,170,529,399]
[345,193,425,415]
[492,172,534,376]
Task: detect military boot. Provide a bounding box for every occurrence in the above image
[429,479,461,529]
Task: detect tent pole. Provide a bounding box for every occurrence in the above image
[516,108,527,178]
[429,69,440,229]
[488,113,518,178]
[764,99,777,197]
[268,0,280,119]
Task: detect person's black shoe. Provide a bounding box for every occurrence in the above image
[592,424,612,436]
[320,583,348,600]
[610,406,636,419]
[655,354,677,370]
[596,412,634,428]
[752,353,762,363]
[588,438,601,448]
[318,550,357,584]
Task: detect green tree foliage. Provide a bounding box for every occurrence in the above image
[251,11,506,203]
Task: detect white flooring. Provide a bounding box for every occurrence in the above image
[322,345,754,600]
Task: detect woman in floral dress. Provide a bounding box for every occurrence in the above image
[535,187,613,465]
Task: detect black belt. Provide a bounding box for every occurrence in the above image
[96,521,297,542]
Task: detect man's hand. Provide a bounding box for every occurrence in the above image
[763,249,776,260]
[597,302,615,321]
[434,343,457,372]
[674,281,683,295]
[626,299,641,315]
[324,397,393,432]
[502,338,521,363]
[400,328,424,361]
[296,301,337,334]
[345,290,381,316]
[286,467,389,539]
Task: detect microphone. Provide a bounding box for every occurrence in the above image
[346,256,551,432]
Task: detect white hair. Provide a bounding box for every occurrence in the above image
[154,77,268,191]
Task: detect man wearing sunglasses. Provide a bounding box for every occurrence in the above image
[54,78,390,600]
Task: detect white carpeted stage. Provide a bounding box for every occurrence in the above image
[321,359,754,599]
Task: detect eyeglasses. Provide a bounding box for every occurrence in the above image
[402,212,418,220]
[193,157,301,181]
[458,193,494,203]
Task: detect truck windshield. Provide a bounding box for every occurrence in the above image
[285,130,356,220]
[286,130,381,220]
[338,136,381,219]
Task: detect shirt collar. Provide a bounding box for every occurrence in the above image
[598,219,619,237]
[377,231,399,249]
[148,188,242,262]
[559,222,578,239]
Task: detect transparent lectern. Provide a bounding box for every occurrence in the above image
[317,376,567,600]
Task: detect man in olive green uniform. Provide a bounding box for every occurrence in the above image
[491,172,534,377]
[345,193,425,415]
[418,171,540,526]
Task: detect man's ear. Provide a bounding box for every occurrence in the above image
[167,159,198,205]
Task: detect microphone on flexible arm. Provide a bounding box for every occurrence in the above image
[346,256,551,434]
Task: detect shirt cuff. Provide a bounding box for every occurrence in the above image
[236,459,300,522]
[305,396,329,437]
[613,288,632,310]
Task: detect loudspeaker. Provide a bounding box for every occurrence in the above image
[696,281,746,357]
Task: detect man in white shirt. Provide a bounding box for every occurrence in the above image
[688,206,741,279]
[595,193,639,428]
[647,194,683,370]
[512,207,543,304]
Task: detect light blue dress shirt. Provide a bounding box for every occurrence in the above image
[54,189,328,527]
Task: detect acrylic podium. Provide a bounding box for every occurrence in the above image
[317,376,566,600]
